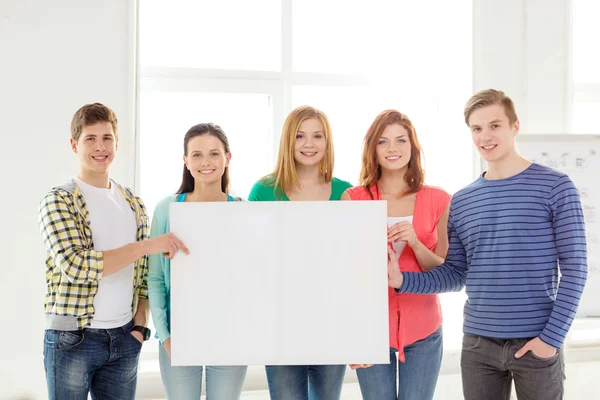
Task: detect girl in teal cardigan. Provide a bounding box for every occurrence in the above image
[148,123,246,399]
[248,106,351,400]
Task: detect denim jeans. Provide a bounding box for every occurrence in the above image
[158,344,247,399]
[43,320,142,400]
[265,364,346,400]
[356,326,443,400]
[461,334,565,400]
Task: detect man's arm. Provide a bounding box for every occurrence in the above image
[38,190,104,283]
[38,190,188,283]
[539,175,588,349]
[133,298,150,327]
[391,206,469,294]
[103,243,148,276]
[130,297,150,343]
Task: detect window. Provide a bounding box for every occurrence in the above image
[139,0,473,356]
[572,0,600,133]
[139,0,281,71]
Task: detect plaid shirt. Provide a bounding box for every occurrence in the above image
[38,179,149,330]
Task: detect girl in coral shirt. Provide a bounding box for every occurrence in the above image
[342,110,450,400]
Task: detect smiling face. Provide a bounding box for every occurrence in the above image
[293,118,327,168]
[183,134,231,187]
[375,123,411,172]
[70,121,117,175]
[469,103,520,163]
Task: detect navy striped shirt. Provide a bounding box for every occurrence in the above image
[398,163,588,348]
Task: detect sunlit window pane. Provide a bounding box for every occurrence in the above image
[573,0,600,84]
[292,0,471,75]
[573,1,600,135]
[140,0,281,71]
[573,102,600,134]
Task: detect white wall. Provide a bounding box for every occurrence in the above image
[0,1,136,398]
[473,0,571,135]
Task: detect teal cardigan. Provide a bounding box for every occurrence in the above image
[148,193,236,343]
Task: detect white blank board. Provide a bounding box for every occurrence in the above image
[169,201,389,366]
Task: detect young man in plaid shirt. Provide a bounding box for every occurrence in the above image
[38,103,188,400]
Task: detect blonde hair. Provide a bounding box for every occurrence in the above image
[464,89,518,126]
[265,106,334,197]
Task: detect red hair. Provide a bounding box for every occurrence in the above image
[359,110,425,198]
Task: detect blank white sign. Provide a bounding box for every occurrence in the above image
[170,201,389,366]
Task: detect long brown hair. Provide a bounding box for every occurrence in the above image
[176,123,231,194]
[265,106,334,197]
[359,110,424,198]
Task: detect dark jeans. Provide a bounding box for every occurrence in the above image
[265,364,346,400]
[461,333,565,400]
[43,320,142,400]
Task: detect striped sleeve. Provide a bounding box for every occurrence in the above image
[38,190,104,284]
[539,175,588,348]
[397,204,468,294]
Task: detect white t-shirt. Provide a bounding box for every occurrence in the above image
[387,216,414,259]
[74,178,137,329]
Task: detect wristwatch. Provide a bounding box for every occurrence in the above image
[131,325,152,341]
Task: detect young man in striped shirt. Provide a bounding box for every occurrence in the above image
[387,89,587,400]
[38,103,188,400]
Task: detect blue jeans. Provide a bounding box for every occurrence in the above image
[356,326,443,400]
[158,344,247,399]
[43,320,142,400]
[265,364,346,400]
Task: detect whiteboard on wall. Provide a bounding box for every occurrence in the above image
[517,134,600,317]
[169,201,390,366]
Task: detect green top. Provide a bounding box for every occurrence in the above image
[248,176,353,201]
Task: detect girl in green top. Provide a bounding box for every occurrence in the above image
[248,106,351,399]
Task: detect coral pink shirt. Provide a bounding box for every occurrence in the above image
[347,184,451,362]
